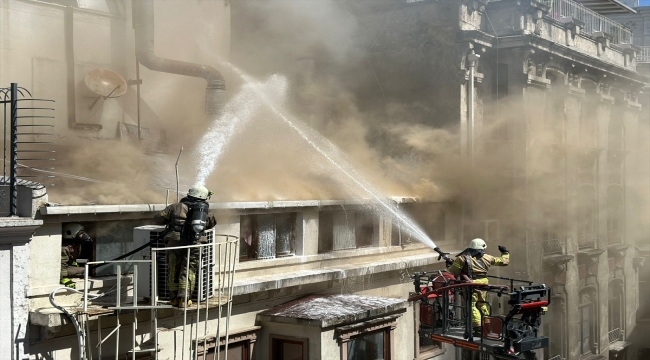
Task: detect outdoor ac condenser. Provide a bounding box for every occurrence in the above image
[133,225,215,302]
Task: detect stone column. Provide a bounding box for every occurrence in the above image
[0,219,43,360]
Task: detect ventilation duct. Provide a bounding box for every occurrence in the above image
[133,0,226,119]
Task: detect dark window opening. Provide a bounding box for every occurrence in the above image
[320,210,378,253]
[640,266,650,320]
[607,187,623,244]
[579,303,592,355]
[271,336,308,360]
[239,213,296,261]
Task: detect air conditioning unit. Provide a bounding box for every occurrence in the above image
[133,225,215,302]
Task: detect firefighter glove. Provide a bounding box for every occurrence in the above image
[498,245,509,254]
[60,278,76,289]
[445,258,454,268]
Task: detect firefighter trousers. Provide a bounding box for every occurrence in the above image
[166,241,200,299]
[471,277,490,327]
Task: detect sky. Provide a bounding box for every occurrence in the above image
[641,0,650,6]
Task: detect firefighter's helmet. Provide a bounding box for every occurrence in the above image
[188,185,212,200]
[63,223,85,240]
[469,238,487,250]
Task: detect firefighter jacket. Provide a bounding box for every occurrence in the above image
[154,198,217,241]
[447,252,509,279]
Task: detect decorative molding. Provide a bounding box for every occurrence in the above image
[0,221,42,244]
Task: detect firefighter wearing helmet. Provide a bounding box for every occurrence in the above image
[154,185,216,308]
[446,238,509,334]
[60,223,94,289]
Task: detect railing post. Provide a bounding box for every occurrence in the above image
[9,83,17,216]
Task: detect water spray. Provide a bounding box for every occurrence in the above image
[197,60,439,250]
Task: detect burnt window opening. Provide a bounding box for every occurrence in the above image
[392,203,447,247]
[239,213,296,261]
[196,330,257,360]
[319,209,378,253]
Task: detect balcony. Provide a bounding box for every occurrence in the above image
[639,47,650,63]
[543,239,564,255]
[578,233,597,249]
[576,0,638,14]
[546,0,634,44]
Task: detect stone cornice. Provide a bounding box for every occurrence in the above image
[0,218,43,244]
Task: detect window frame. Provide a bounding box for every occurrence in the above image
[336,316,399,360]
[195,326,258,360]
[270,335,309,360]
[579,302,592,356]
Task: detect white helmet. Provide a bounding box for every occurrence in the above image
[63,223,84,240]
[188,185,210,200]
[469,238,487,250]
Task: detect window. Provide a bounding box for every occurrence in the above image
[608,115,624,151]
[608,283,623,333]
[199,342,250,360]
[578,291,596,356]
[240,213,296,260]
[348,330,388,360]
[271,336,308,360]
[319,210,378,253]
[196,328,257,360]
[639,265,650,321]
[337,316,398,360]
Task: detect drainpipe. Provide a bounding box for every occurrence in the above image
[132,0,226,119]
[467,52,480,166]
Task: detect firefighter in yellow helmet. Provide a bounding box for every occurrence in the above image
[446,238,509,334]
[60,223,94,289]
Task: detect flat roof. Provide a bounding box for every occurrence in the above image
[256,294,407,328]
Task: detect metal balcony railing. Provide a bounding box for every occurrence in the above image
[639,47,650,63]
[609,328,623,343]
[549,355,564,360]
[545,0,633,44]
[543,239,564,254]
[578,233,596,248]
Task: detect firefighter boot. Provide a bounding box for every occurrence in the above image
[60,278,76,289]
[178,297,192,308]
[170,297,179,307]
[472,326,482,337]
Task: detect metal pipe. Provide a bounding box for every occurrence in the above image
[116,264,121,360]
[132,0,226,119]
[467,52,480,166]
[176,147,183,203]
[136,60,142,143]
[9,83,18,216]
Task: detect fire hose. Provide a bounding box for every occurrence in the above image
[49,287,101,360]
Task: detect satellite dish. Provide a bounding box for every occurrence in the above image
[84,69,127,98]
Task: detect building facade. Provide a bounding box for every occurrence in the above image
[1,0,649,359]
